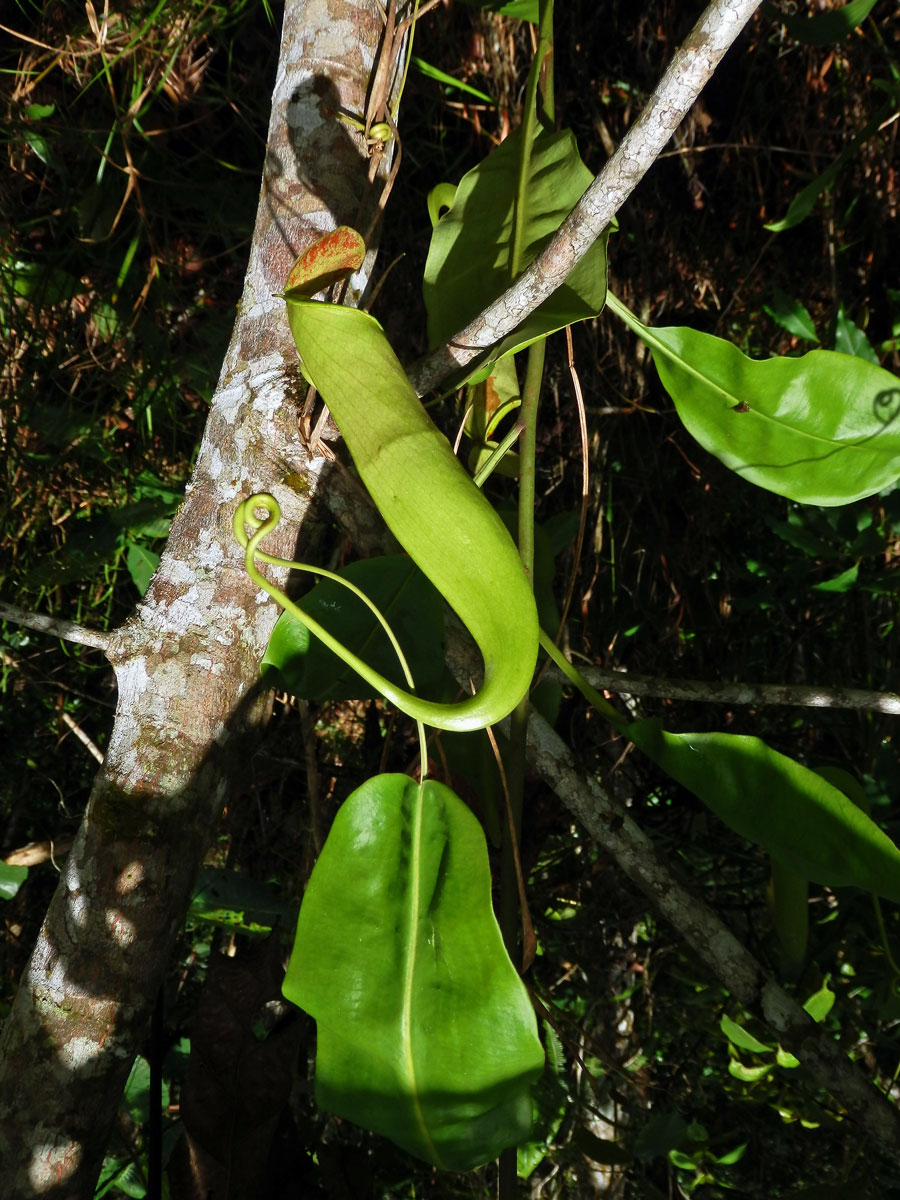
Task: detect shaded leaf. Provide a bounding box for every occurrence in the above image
[126,542,159,596]
[188,867,294,935]
[634,1111,687,1159]
[168,938,303,1200]
[423,125,608,378]
[765,97,890,231]
[835,304,879,364]
[283,774,544,1170]
[763,289,819,343]
[781,0,879,45]
[261,555,445,702]
[573,1126,632,1166]
[628,718,900,898]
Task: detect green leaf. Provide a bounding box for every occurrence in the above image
[776,1045,801,1069]
[455,0,539,16]
[728,1059,774,1082]
[613,301,900,504]
[261,556,446,702]
[125,542,159,595]
[803,981,836,1023]
[423,125,609,375]
[835,305,880,364]
[411,56,495,104]
[23,102,56,119]
[497,0,540,16]
[285,299,539,732]
[767,854,808,972]
[634,1111,687,1160]
[719,1014,773,1054]
[765,97,890,232]
[812,562,859,592]
[188,867,293,935]
[781,0,879,45]
[714,1141,748,1165]
[572,1126,632,1166]
[283,775,544,1170]
[0,862,28,901]
[628,718,900,898]
[763,289,819,343]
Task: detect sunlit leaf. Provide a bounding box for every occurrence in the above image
[283,775,544,1170]
[719,1014,772,1054]
[261,556,445,702]
[728,1060,773,1082]
[0,862,28,901]
[285,297,539,731]
[615,303,900,503]
[803,981,836,1023]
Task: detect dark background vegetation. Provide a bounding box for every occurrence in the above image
[2,0,899,1195]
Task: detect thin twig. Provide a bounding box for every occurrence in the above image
[0,601,112,651]
[60,712,105,764]
[567,664,900,716]
[408,0,764,396]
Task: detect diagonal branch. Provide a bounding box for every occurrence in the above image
[408,0,764,396]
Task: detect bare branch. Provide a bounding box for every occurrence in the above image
[0,601,112,652]
[567,664,900,716]
[408,0,764,396]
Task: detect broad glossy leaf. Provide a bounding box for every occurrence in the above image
[261,555,445,702]
[423,125,609,373]
[636,319,900,503]
[283,775,544,1170]
[628,719,900,899]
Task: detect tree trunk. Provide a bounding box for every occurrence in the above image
[0,3,388,1194]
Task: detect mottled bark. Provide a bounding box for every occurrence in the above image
[0,2,389,1195]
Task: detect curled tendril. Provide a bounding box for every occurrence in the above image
[234,493,428,765]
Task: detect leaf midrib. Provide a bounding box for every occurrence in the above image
[401,781,443,1166]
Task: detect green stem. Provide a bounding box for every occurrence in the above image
[872,893,900,984]
[510,0,554,279]
[538,628,626,731]
[501,0,555,962]
[472,421,524,488]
